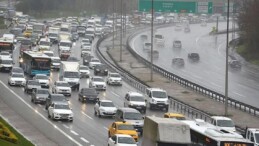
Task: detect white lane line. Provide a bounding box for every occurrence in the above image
[103,127,108,130]
[63,124,70,129]
[217,43,225,56]
[0,80,83,146]
[81,111,93,120]
[233,92,245,97]
[210,82,222,88]
[111,91,120,97]
[38,104,42,107]
[70,130,79,136]
[80,137,89,143]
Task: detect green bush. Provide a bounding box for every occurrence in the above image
[0,122,18,144]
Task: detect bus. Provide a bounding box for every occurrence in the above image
[20,51,51,76]
[182,119,253,146]
[0,37,15,53]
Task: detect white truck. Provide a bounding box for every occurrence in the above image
[48,27,60,43]
[59,61,80,91]
[244,128,259,146]
[142,116,191,146]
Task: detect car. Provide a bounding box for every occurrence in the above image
[66,56,79,62]
[172,58,185,66]
[0,51,12,58]
[43,51,54,57]
[81,46,91,57]
[78,88,99,103]
[71,33,79,42]
[143,42,151,51]
[8,73,26,86]
[108,134,137,146]
[33,74,50,88]
[52,81,72,96]
[89,76,106,91]
[94,64,108,76]
[31,88,49,104]
[124,91,146,113]
[45,94,68,110]
[24,80,41,94]
[94,100,117,117]
[81,38,91,48]
[0,56,14,72]
[184,27,191,32]
[48,102,73,122]
[211,116,236,132]
[89,58,101,69]
[108,122,139,142]
[140,34,148,40]
[147,50,159,59]
[106,72,122,86]
[50,57,61,70]
[173,40,182,48]
[154,34,165,46]
[79,65,90,78]
[10,67,24,75]
[188,53,200,62]
[175,24,182,31]
[83,55,94,66]
[164,113,186,120]
[229,60,241,69]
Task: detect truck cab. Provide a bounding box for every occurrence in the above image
[145,88,169,111]
[211,116,236,132]
[245,128,259,146]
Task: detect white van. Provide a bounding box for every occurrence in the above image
[211,116,236,132]
[145,88,169,111]
[0,56,13,72]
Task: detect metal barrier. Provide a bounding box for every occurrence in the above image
[95,25,247,134]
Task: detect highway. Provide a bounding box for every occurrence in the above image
[130,22,259,107]
[0,34,174,145]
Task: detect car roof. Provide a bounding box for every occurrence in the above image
[164,113,185,117]
[118,107,139,113]
[127,91,143,97]
[211,116,233,121]
[100,99,112,103]
[146,88,165,92]
[114,121,132,125]
[92,76,103,79]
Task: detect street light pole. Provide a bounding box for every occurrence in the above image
[150,0,154,81]
[120,0,123,62]
[112,0,115,50]
[224,0,230,116]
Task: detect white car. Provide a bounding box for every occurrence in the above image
[124,91,147,113]
[52,81,71,96]
[89,58,101,69]
[33,74,49,88]
[48,102,73,122]
[81,38,91,48]
[154,34,165,46]
[8,73,26,86]
[0,51,12,58]
[143,42,151,51]
[81,46,91,57]
[94,100,117,117]
[51,57,61,70]
[89,76,106,91]
[173,40,182,48]
[108,134,137,146]
[79,65,90,78]
[107,72,122,86]
[43,50,54,57]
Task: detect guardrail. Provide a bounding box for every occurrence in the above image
[95,25,247,134]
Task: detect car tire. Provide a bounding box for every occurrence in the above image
[98,111,102,118]
[51,114,55,120]
[149,104,153,110]
[94,110,97,116]
[48,112,51,118]
[78,96,81,101]
[108,132,111,137]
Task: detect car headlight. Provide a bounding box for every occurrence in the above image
[152,99,157,104]
[69,113,73,117]
[36,96,40,99]
[129,103,134,106]
[99,108,105,112]
[54,112,60,116]
[105,69,108,72]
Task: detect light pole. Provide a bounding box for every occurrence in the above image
[112,0,115,50]
[120,0,123,62]
[224,0,230,116]
[150,0,154,81]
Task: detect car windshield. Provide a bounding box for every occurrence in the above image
[145,43,151,47]
[52,59,60,63]
[191,53,199,57]
[12,74,24,78]
[91,59,99,62]
[55,104,70,110]
[255,133,259,143]
[64,72,80,78]
[82,40,89,43]
[28,81,40,86]
[49,33,58,37]
[1,52,9,55]
[77,26,86,30]
[52,96,66,101]
[80,66,89,70]
[152,91,167,98]
[174,41,181,44]
[93,77,104,82]
[118,137,136,144]
[155,35,163,39]
[12,68,23,73]
[56,82,70,87]
[81,88,96,94]
[37,89,49,94]
[60,42,71,47]
[130,96,145,102]
[100,102,115,107]
[1,59,12,64]
[117,125,135,130]
[36,75,48,79]
[217,120,234,127]
[124,112,142,120]
[110,74,120,78]
[39,41,51,46]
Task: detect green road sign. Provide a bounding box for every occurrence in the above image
[139,0,213,14]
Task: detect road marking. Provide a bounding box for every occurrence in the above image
[103,127,108,130]
[0,80,83,146]
[81,111,93,120]
[38,104,42,107]
[63,124,70,129]
[217,43,225,56]
[70,130,79,136]
[80,137,89,143]
[111,91,120,97]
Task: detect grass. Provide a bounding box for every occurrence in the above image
[0,117,34,146]
[236,44,259,66]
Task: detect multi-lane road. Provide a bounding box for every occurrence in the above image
[0,34,177,145]
[130,21,259,107]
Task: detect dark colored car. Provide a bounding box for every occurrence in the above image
[71,33,79,42]
[78,88,99,103]
[229,60,241,69]
[172,58,185,66]
[31,88,49,104]
[83,55,94,66]
[94,64,108,76]
[188,53,200,62]
[45,94,68,110]
[24,80,41,94]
